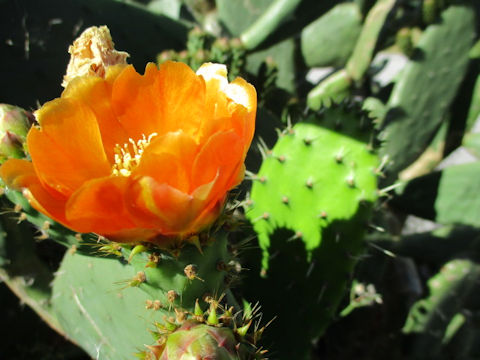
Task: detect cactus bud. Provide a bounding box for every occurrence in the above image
[148,321,245,360]
[0,104,32,161]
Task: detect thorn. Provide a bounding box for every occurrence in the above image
[277,155,286,163]
[194,299,204,317]
[318,211,328,219]
[346,176,355,188]
[368,223,385,232]
[41,220,51,231]
[281,196,289,204]
[252,212,270,223]
[379,182,402,195]
[17,212,27,223]
[368,242,396,258]
[305,178,314,189]
[13,204,22,212]
[257,137,270,160]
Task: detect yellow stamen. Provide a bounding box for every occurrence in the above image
[112,133,157,176]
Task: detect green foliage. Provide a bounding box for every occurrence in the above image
[125,232,232,308]
[379,5,476,177]
[307,69,352,110]
[246,106,378,268]
[403,259,480,358]
[2,0,480,359]
[243,105,378,359]
[345,0,396,82]
[301,3,362,68]
[394,162,480,228]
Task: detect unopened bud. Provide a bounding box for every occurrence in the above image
[0,104,32,161]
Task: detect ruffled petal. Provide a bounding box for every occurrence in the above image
[31,97,111,196]
[192,130,244,189]
[126,176,212,235]
[62,66,129,162]
[65,176,138,234]
[0,159,68,225]
[134,131,198,192]
[112,62,206,140]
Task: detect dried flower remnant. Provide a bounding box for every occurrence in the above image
[62,26,129,87]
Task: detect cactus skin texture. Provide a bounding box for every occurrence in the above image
[246,105,378,269]
[125,231,234,308]
[379,4,475,177]
[403,259,480,359]
[301,3,362,68]
[51,232,240,360]
[244,105,378,359]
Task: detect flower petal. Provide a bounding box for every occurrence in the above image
[65,176,138,234]
[192,130,244,189]
[62,67,130,162]
[126,176,214,235]
[112,62,206,140]
[134,131,198,192]
[31,97,111,196]
[0,159,68,225]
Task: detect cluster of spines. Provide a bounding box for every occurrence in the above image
[137,295,268,360]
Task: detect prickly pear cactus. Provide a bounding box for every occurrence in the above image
[247,105,378,269]
[50,230,247,360]
[379,4,476,176]
[403,259,480,358]
[244,105,379,359]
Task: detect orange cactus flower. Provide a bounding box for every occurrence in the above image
[0,61,256,244]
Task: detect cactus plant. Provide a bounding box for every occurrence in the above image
[2,0,480,359]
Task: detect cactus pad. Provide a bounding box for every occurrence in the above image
[246,106,379,270]
[379,5,476,176]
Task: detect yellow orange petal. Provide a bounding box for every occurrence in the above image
[192,130,243,188]
[62,70,129,162]
[0,159,68,225]
[31,97,111,196]
[65,176,138,234]
[134,131,198,192]
[127,176,213,235]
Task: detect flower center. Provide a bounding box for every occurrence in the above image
[112,133,157,177]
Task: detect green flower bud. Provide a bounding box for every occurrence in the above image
[0,104,33,161]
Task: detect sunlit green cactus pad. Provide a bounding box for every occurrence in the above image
[246,106,379,269]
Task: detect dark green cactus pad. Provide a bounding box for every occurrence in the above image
[52,251,160,360]
[345,0,396,82]
[126,231,232,308]
[392,162,480,228]
[246,106,378,270]
[52,233,237,360]
[403,259,480,359]
[4,189,83,250]
[301,3,362,68]
[379,5,476,177]
[307,69,352,110]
